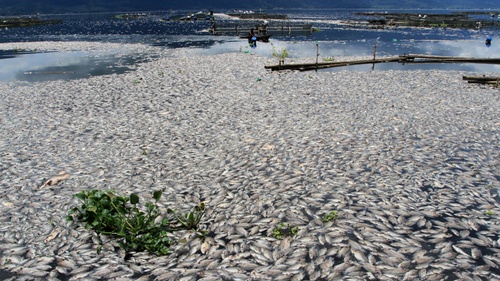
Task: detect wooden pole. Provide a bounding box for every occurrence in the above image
[316,43,319,70]
[373,37,380,60]
[463,75,500,81]
[372,37,380,70]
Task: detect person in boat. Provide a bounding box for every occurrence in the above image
[248,28,257,47]
[486,36,492,47]
[260,20,269,35]
[209,10,216,34]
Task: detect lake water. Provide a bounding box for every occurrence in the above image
[1,9,499,82]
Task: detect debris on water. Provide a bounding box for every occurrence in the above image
[40,172,70,188]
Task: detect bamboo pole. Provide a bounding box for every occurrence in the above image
[265,57,406,71]
[463,75,500,81]
[265,54,500,72]
[462,75,500,87]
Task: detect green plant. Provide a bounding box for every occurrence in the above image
[322,210,339,222]
[168,202,207,236]
[67,189,206,255]
[484,210,494,217]
[272,222,299,239]
[271,44,289,66]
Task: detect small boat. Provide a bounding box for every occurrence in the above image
[239,34,272,42]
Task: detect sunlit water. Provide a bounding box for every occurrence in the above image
[1,9,499,81]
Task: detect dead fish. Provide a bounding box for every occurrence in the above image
[2,201,14,208]
[470,237,489,247]
[290,271,304,281]
[483,255,500,268]
[40,172,70,188]
[44,228,60,243]
[452,245,470,257]
[318,258,333,273]
[235,226,248,237]
[15,267,48,277]
[308,247,319,260]
[279,236,292,253]
[352,249,368,263]
[200,241,211,254]
[362,263,380,275]
[459,230,470,238]
[259,248,273,262]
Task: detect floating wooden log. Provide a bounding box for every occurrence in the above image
[466,80,500,85]
[403,54,500,64]
[463,75,500,81]
[265,54,500,72]
[462,75,500,87]
[265,56,405,71]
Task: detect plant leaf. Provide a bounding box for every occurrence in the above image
[130,193,139,205]
[153,190,162,201]
[74,192,86,201]
[67,189,207,256]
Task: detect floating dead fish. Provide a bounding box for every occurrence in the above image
[40,172,70,188]
[2,201,14,207]
[44,228,60,243]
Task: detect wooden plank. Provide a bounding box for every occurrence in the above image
[405,54,500,63]
[462,75,500,87]
[467,80,500,84]
[265,57,405,71]
[463,75,500,81]
[405,59,500,64]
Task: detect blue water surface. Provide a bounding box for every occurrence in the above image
[1,9,499,81]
